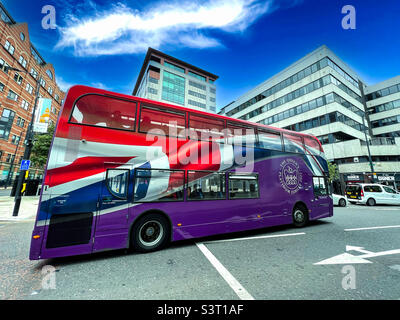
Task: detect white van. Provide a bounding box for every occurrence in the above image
[345,183,400,206]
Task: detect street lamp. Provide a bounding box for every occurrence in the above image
[5,66,40,216]
[4,129,24,189]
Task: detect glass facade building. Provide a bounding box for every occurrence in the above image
[133,48,218,113]
[219,45,400,191]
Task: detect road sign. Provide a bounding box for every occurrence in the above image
[20,160,31,171]
[314,245,400,265]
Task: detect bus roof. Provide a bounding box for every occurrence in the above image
[63,85,324,152]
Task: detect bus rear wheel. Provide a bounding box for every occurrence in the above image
[131,213,170,253]
[292,205,309,228]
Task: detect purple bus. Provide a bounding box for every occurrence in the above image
[29,85,333,260]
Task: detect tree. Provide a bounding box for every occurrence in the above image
[30,124,55,168]
[328,162,339,183]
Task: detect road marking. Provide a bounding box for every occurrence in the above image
[314,245,400,265]
[345,225,400,232]
[196,242,254,300]
[374,208,400,211]
[203,232,306,244]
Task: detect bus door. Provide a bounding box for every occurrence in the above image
[93,164,132,252]
[312,176,331,217]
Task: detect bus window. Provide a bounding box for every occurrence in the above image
[228,173,259,199]
[139,105,186,138]
[304,136,323,156]
[313,176,328,196]
[106,169,129,199]
[187,171,226,200]
[283,133,305,154]
[188,114,225,142]
[227,123,256,146]
[70,94,136,131]
[258,130,283,151]
[134,169,184,202]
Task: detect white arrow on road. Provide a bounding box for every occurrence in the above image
[314,246,400,265]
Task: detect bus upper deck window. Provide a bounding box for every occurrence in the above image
[70,94,136,131]
[283,133,305,154]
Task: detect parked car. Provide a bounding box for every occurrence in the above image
[345,183,400,206]
[332,193,347,207]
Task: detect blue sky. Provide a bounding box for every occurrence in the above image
[3,0,400,111]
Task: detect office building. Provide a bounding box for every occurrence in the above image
[219,45,400,191]
[133,47,218,113]
[0,3,65,185]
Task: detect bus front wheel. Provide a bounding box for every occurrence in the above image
[131,213,170,253]
[292,205,309,228]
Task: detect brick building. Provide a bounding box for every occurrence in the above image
[0,3,65,185]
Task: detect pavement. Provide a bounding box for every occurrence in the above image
[0,195,39,221]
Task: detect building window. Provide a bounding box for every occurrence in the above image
[188,90,206,100]
[188,71,206,82]
[16,117,25,128]
[148,77,158,84]
[13,72,23,85]
[21,99,29,110]
[0,59,9,74]
[18,56,27,68]
[46,69,53,80]
[164,61,185,74]
[188,99,206,109]
[209,87,216,94]
[30,68,38,79]
[25,83,34,94]
[54,94,59,102]
[48,86,53,95]
[31,46,44,65]
[11,134,21,145]
[20,32,25,41]
[7,90,18,101]
[0,82,4,92]
[4,40,15,55]
[148,87,157,95]
[162,70,185,105]
[189,80,206,91]
[39,77,46,87]
[0,108,15,140]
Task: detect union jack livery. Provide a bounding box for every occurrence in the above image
[30,85,332,260]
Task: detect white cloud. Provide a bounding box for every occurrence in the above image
[55,0,273,56]
[56,76,75,91]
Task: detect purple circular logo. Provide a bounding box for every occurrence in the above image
[279,159,302,194]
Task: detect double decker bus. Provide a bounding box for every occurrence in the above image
[29,85,332,260]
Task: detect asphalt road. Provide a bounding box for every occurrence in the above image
[1,204,400,300]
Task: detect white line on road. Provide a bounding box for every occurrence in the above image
[345,225,400,232]
[196,242,254,300]
[203,232,306,244]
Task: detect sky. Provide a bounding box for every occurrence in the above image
[3,0,400,111]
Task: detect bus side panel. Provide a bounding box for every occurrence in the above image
[36,174,101,259]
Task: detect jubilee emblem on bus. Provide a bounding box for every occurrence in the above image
[279,158,303,194]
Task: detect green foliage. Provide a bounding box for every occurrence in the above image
[30,124,55,168]
[328,162,339,183]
